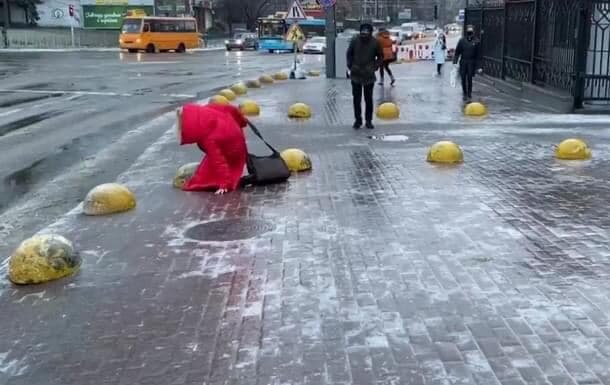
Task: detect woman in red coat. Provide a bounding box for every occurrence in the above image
[177,103,248,194]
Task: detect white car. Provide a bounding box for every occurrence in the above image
[388,29,404,44]
[303,37,326,54]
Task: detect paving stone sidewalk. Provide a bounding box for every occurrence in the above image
[2,61,610,385]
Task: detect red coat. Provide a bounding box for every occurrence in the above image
[179,103,248,191]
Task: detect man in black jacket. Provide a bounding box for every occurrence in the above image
[453,25,480,102]
[347,23,384,129]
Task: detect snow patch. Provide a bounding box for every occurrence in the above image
[0,352,28,377]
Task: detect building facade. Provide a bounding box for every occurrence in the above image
[80,0,154,29]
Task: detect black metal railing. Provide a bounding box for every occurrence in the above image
[465,0,610,107]
[582,0,610,102]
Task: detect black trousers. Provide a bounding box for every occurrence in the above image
[460,61,476,98]
[437,63,443,75]
[352,82,374,123]
[379,61,394,80]
[461,73,473,98]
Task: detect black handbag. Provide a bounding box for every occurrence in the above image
[245,122,291,185]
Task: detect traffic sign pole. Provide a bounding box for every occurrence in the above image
[285,0,307,79]
[291,22,297,78]
[69,4,75,47]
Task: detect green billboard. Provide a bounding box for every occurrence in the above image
[82,5,153,29]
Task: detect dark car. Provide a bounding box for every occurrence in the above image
[225,33,259,51]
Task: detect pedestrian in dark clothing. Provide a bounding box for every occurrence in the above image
[453,25,480,101]
[347,23,384,129]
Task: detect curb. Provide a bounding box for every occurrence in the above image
[0,46,224,53]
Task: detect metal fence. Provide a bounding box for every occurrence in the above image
[582,0,610,103]
[5,27,226,49]
[465,0,610,108]
[7,28,120,48]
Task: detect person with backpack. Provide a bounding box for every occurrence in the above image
[376,28,396,86]
[347,23,384,130]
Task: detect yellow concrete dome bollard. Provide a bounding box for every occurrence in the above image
[555,138,592,160]
[273,72,289,81]
[259,75,274,84]
[173,162,199,189]
[8,234,81,285]
[376,102,400,120]
[230,83,248,95]
[288,103,312,119]
[307,70,321,77]
[245,79,262,89]
[83,183,136,215]
[280,149,312,172]
[209,95,230,105]
[218,88,236,101]
[427,141,464,164]
[464,102,487,117]
[239,100,261,117]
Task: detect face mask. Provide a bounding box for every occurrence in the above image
[360,27,372,38]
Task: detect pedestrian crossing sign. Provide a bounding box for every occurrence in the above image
[285,23,306,42]
[286,0,307,20]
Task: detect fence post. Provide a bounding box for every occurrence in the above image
[529,0,538,83]
[480,0,485,40]
[573,3,590,109]
[464,0,468,34]
[501,1,507,79]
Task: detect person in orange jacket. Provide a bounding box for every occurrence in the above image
[376,28,396,86]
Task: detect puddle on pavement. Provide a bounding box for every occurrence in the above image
[185,219,274,242]
[368,134,409,142]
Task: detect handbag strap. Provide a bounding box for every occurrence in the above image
[247,121,280,155]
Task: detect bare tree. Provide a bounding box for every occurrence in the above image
[219,0,273,32]
[334,0,353,20]
[243,0,272,30]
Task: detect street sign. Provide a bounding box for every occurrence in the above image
[286,0,307,20]
[285,23,305,42]
[320,0,335,8]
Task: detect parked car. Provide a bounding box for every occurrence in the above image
[225,33,258,51]
[302,36,326,54]
[444,23,462,35]
[388,28,406,44]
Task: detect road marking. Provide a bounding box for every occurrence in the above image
[161,93,196,98]
[0,89,195,99]
[127,61,182,65]
[0,89,132,97]
[0,108,22,117]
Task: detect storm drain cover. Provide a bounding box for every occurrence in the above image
[185,219,274,242]
[368,134,409,142]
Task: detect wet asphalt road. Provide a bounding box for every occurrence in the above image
[0,49,317,257]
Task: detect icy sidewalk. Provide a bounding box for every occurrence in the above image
[3,61,610,385]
